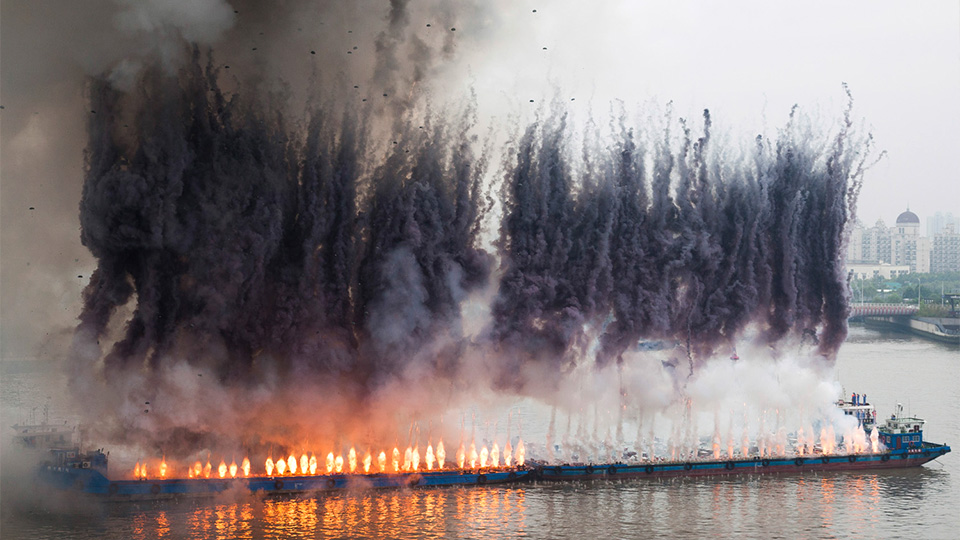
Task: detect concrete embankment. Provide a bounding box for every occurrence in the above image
[862,316,960,345]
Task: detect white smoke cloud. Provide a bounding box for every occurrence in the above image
[114,0,236,44]
[1,0,875,471]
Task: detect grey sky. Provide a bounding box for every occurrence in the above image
[458,1,960,227]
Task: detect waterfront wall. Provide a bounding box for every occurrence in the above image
[862,316,960,345]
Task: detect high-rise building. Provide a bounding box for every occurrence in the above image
[932,223,960,273]
[916,236,931,273]
[861,219,888,263]
[846,220,863,263]
[926,212,960,237]
[890,209,920,270]
[845,208,957,273]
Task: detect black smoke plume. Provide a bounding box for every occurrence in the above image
[492,101,867,382]
[74,53,867,453]
[78,47,491,410]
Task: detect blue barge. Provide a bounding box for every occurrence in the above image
[536,404,950,481]
[38,451,530,501]
[31,405,949,499]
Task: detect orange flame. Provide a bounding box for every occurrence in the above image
[203,459,211,479]
[276,457,286,475]
[378,451,387,473]
[188,467,194,479]
[287,454,297,475]
[300,454,308,476]
[469,443,477,469]
[426,444,435,471]
[412,446,420,471]
[141,462,147,479]
[309,454,317,475]
[363,452,372,474]
[265,457,275,476]
[218,460,227,478]
[403,447,412,472]
[348,447,357,473]
[326,452,335,473]
[457,443,465,469]
[516,439,525,467]
[491,443,500,468]
[504,441,512,467]
[159,457,167,479]
[392,448,400,472]
[229,460,237,478]
[480,446,488,468]
[335,454,344,473]
[820,426,836,455]
[134,462,141,479]
[437,441,445,469]
[241,457,250,477]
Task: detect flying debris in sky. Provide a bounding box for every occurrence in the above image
[0,0,872,458]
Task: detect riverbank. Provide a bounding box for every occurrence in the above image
[860,316,960,345]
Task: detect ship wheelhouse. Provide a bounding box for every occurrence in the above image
[877,403,924,452]
[837,392,877,431]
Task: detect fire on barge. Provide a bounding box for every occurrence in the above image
[538,398,949,480]
[34,401,950,500]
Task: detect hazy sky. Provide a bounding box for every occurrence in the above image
[2,0,959,361]
[457,1,960,227]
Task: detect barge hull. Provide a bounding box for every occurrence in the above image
[537,444,951,481]
[37,467,531,501]
[35,443,950,500]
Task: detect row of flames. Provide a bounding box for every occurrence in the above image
[707,424,882,460]
[133,440,525,480]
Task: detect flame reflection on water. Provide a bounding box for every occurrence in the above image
[13,468,947,540]
[127,488,530,540]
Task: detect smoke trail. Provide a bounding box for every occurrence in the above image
[492,103,867,385]
[78,48,492,387]
[65,3,871,459]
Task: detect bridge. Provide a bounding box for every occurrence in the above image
[848,303,919,318]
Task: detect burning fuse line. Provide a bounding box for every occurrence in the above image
[129,415,891,483]
[132,435,533,482]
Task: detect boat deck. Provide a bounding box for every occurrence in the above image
[534,444,951,480]
[36,443,951,500]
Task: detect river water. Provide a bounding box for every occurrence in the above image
[1,325,958,539]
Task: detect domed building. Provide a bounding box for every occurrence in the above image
[891,207,928,272]
[895,209,920,235]
[846,207,956,275]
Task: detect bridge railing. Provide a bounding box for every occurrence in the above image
[849,304,920,317]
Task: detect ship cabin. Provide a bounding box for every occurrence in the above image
[877,403,925,452]
[837,392,877,431]
[43,447,109,477]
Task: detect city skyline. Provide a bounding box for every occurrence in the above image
[853,209,960,234]
[847,207,959,274]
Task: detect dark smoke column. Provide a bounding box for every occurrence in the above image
[493,103,867,385]
[75,50,492,410]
